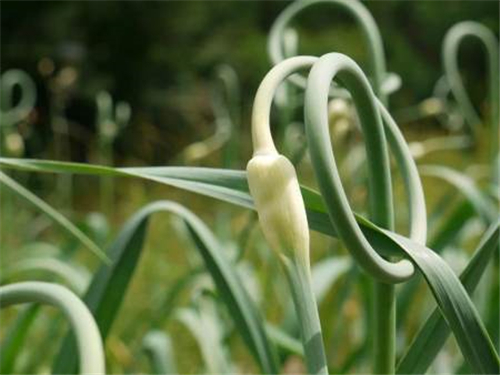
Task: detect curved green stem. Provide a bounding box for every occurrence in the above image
[377,103,427,244]
[252,56,317,155]
[0,281,105,374]
[304,53,415,283]
[0,69,36,128]
[443,21,500,184]
[268,0,390,102]
[305,53,399,374]
[1,257,90,294]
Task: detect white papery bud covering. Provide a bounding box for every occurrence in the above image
[247,152,309,266]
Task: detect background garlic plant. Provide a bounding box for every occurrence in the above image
[443,21,500,186]
[0,70,36,157]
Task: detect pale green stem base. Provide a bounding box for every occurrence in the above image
[281,256,329,375]
[374,281,396,374]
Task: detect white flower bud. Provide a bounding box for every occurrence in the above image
[247,152,310,265]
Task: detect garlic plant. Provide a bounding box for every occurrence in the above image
[247,50,428,374]
[248,55,327,374]
[305,54,421,374]
[443,21,500,186]
[0,69,36,157]
[244,50,496,375]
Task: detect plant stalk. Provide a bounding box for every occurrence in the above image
[281,255,328,375]
[373,282,396,374]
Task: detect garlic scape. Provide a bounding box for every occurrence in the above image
[247,56,328,375]
[248,49,429,374]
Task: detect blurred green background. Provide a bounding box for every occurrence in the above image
[1,1,498,164]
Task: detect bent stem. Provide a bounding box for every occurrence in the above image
[281,255,328,375]
[0,281,105,374]
[443,21,500,185]
[304,53,417,374]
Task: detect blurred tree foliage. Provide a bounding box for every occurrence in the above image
[0,1,498,165]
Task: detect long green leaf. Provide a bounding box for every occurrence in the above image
[52,200,279,374]
[397,221,500,374]
[0,171,108,263]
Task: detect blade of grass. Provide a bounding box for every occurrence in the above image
[0,158,404,248]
